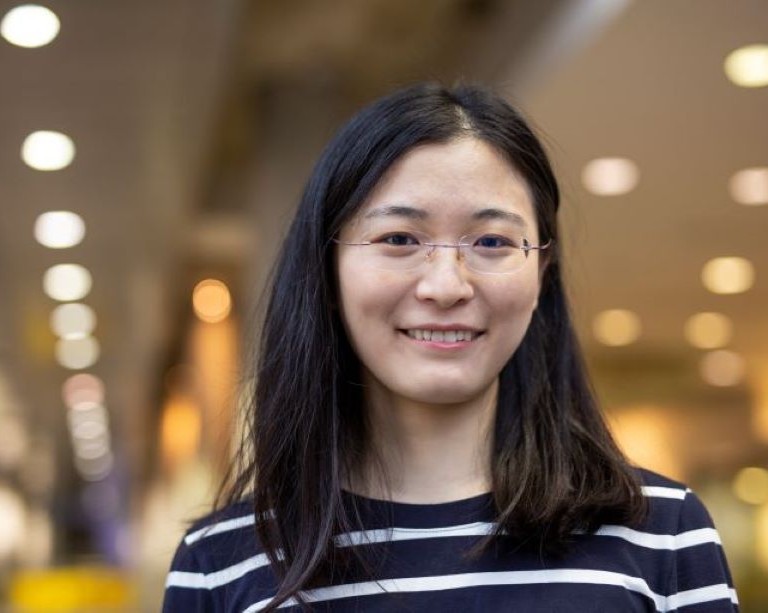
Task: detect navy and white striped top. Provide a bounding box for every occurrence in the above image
[162,469,738,612]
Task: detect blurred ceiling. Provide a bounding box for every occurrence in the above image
[0,0,766,495]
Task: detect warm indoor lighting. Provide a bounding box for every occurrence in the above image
[724,44,768,88]
[50,303,95,339]
[62,374,105,409]
[581,157,639,196]
[757,505,768,574]
[593,309,641,346]
[192,279,231,323]
[34,211,85,248]
[609,406,683,481]
[0,486,25,560]
[43,264,92,301]
[161,394,202,467]
[0,4,60,48]
[700,350,745,387]
[701,257,754,295]
[0,413,28,471]
[21,130,75,171]
[683,312,733,349]
[729,167,768,205]
[732,467,768,505]
[55,336,100,370]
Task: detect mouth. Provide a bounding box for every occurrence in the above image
[399,328,484,343]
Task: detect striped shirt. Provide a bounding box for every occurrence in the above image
[162,469,738,611]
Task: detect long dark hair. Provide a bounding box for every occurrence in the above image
[222,82,646,611]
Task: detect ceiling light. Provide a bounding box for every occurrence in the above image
[700,350,745,387]
[1,4,60,48]
[50,303,95,339]
[192,279,231,323]
[724,44,768,88]
[62,374,105,409]
[593,309,641,346]
[581,157,639,196]
[55,336,100,370]
[729,167,768,205]
[732,467,768,505]
[21,130,75,171]
[683,312,733,349]
[43,263,92,301]
[34,211,85,248]
[701,257,754,294]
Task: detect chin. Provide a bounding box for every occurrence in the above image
[396,380,493,406]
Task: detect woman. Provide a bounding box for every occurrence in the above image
[163,83,738,612]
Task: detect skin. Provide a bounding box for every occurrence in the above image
[336,137,543,503]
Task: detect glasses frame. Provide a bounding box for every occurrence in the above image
[333,232,553,275]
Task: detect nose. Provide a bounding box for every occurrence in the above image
[414,247,474,308]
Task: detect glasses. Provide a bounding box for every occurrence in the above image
[334,231,552,274]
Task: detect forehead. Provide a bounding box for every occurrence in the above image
[354,137,537,230]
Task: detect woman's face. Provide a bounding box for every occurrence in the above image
[335,137,543,406]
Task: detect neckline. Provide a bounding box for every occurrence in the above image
[341,489,495,528]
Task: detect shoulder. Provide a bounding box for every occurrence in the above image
[162,500,272,612]
[634,467,718,534]
[637,468,712,531]
[168,500,262,576]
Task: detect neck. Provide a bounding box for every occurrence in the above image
[350,375,497,504]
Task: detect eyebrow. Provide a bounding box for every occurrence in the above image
[362,205,528,227]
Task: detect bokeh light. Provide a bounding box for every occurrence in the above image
[43,264,92,302]
[593,309,641,346]
[0,4,60,48]
[701,257,754,295]
[55,336,100,370]
[700,350,745,387]
[684,312,733,349]
[581,157,639,196]
[729,167,768,206]
[724,44,768,88]
[50,303,96,339]
[34,211,85,248]
[732,467,768,505]
[192,279,231,323]
[62,373,105,409]
[21,130,75,171]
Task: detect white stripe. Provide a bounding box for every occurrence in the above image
[335,521,496,547]
[242,568,673,612]
[166,553,271,590]
[169,523,723,592]
[595,526,721,550]
[667,583,739,609]
[336,523,721,552]
[185,515,256,545]
[641,486,689,500]
[186,487,685,546]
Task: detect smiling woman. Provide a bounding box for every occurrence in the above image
[162,83,738,612]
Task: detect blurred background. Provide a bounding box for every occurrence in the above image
[0,0,766,610]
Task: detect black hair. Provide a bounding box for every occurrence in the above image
[221,82,646,611]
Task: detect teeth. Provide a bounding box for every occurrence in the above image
[406,329,478,342]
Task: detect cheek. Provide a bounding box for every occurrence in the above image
[337,263,403,337]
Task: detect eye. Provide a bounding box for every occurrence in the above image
[377,233,421,246]
[473,234,516,249]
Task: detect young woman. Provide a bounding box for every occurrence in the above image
[163,83,738,612]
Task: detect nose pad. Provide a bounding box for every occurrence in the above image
[416,246,474,306]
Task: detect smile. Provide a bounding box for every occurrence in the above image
[403,329,482,342]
